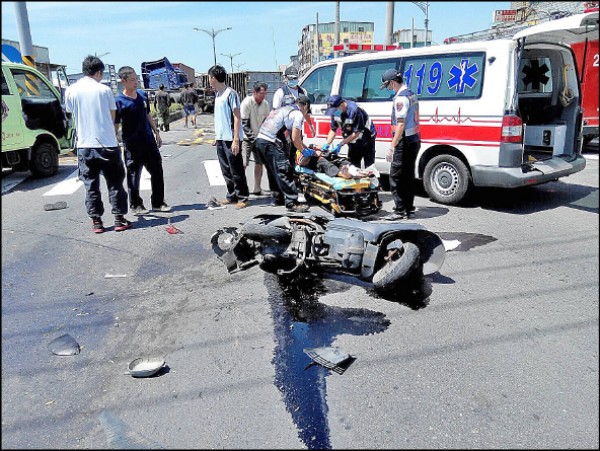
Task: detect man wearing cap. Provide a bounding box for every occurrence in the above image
[254,95,312,213]
[380,68,421,221]
[322,95,377,169]
[273,66,316,166]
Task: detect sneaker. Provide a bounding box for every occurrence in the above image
[131,205,149,216]
[114,215,132,232]
[235,201,248,209]
[92,218,105,234]
[382,211,406,221]
[220,198,236,205]
[153,203,172,213]
[286,202,310,213]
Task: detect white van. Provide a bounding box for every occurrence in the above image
[299,11,598,204]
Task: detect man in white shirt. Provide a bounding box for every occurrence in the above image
[254,95,312,213]
[241,82,270,196]
[64,55,131,233]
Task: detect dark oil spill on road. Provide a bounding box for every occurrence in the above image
[264,273,391,449]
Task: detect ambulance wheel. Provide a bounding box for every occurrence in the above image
[423,154,470,205]
[240,223,291,243]
[373,242,420,294]
[30,142,59,178]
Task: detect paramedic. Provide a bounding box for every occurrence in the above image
[322,95,377,169]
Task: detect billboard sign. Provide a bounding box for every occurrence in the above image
[493,9,518,22]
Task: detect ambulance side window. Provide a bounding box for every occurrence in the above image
[400,52,485,100]
[340,58,400,102]
[301,65,336,104]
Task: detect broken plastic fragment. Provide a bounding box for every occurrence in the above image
[303,347,355,374]
[48,333,80,356]
[165,224,182,234]
[105,274,127,279]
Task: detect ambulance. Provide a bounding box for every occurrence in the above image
[299,11,598,205]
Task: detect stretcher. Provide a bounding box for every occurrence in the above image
[294,164,382,217]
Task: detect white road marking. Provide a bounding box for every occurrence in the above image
[43,169,83,196]
[584,153,598,161]
[139,167,151,191]
[203,160,226,186]
[1,172,28,194]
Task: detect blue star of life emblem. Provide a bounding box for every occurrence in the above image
[448,59,479,93]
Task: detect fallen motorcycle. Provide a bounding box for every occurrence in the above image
[212,213,446,296]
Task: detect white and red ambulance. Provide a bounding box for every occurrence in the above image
[299,11,598,204]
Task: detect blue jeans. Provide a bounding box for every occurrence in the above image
[77,146,128,218]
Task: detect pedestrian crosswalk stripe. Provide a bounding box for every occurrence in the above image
[43,169,82,196]
[203,160,225,186]
[140,167,151,191]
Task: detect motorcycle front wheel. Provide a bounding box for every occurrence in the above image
[372,242,421,293]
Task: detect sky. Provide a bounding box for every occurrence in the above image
[2,1,511,75]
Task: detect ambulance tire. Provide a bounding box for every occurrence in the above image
[423,154,470,205]
[30,142,59,178]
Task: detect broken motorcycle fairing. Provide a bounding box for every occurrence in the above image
[212,213,445,295]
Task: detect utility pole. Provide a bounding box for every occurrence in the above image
[193,27,232,66]
[385,2,394,46]
[14,2,34,68]
[334,1,340,58]
[411,2,430,46]
[221,52,241,73]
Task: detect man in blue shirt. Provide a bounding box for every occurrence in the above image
[115,66,170,215]
[322,95,377,169]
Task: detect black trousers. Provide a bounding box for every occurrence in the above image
[216,140,249,202]
[77,146,128,218]
[123,141,165,209]
[347,134,376,168]
[389,137,420,213]
[255,138,299,205]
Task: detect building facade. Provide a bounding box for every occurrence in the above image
[298,21,374,74]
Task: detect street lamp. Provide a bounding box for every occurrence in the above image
[411,2,430,47]
[193,27,232,66]
[95,52,110,59]
[221,52,241,73]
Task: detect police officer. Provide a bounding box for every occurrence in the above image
[322,95,377,169]
[380,69,421,221]
[254,95,312,213]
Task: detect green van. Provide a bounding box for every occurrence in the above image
[1,61,74,177]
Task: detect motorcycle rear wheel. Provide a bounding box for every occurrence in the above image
[372,242,421,293]
[241,223,291,243]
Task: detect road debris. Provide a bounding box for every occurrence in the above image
[48,333,80,356]
[43,201,68,211]
[303,347,355,375]
[105,274,127,279]
[126,357,166,378]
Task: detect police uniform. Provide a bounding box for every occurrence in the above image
[389,84,421,215]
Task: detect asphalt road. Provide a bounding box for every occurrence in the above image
[2,116,598,449]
